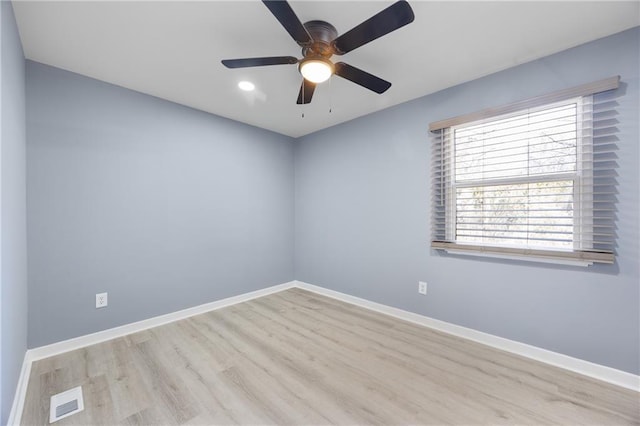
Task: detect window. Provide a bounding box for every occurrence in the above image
[430,77,619,265]
[452,98,587,250]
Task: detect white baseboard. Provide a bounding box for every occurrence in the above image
[8,281,296,425]
[294,280,640,392]
[28,281,296,361]
[6,350,33,426]
[10,278,638,425]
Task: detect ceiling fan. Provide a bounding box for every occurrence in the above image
[221,0,415,104]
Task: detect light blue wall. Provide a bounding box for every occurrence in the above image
[295,27,640,374]
[27,61,295,348]
[1,0,27,423]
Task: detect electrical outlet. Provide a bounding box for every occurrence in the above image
[418,281,427,295]
[96,292,108,308]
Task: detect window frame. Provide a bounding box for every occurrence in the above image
[446,96,589,252]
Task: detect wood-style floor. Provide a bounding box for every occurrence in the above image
[21,288,639,425]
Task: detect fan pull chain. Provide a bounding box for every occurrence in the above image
[329,77,332,113]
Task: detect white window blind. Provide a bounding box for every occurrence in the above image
[430,77,619,264]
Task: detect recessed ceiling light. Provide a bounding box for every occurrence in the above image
[238,81,255,91]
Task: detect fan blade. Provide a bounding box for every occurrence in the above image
[262,1,313,46]
[331,1,415,55]
[296,79,316,104]
[221,56,298,68]
[334,62,391,94]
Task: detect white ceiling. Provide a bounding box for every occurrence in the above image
[12,1,640,138]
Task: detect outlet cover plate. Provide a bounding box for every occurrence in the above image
[418,281,427,295]
[96,292,108,308]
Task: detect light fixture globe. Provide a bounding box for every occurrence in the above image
[299,57,334,84]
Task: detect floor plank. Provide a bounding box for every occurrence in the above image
[20,288,640,425]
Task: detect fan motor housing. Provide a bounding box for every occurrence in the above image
[302,20,338,57]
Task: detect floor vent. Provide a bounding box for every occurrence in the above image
[49,386,84,423]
